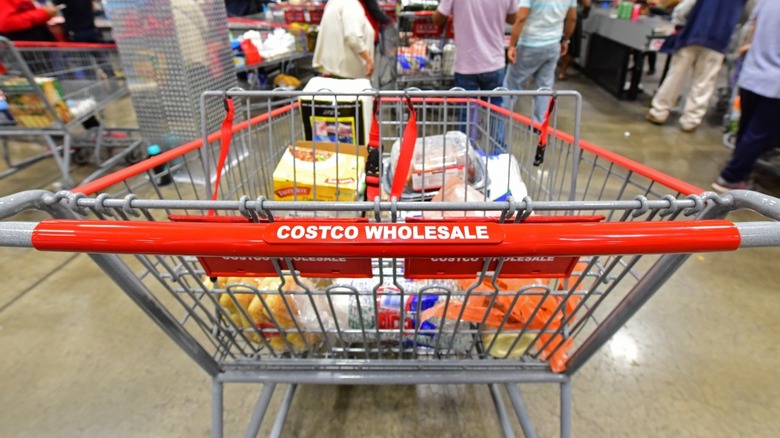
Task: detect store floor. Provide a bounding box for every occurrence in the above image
[1,75,779,438]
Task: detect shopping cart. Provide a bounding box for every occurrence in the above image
[393,11,454,90]
[1,89,779,438]
[228,18,310,90]
[0,38,143,188]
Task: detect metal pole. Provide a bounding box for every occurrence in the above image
[560,380,572,438]
[489,384,517,438]
[269,384,297,438]
[504,384,538,438]
[212,378,224,438]
[244,384,277,438]
[88,253,221,376]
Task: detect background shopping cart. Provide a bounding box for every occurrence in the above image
[0,38,143,189]
[393,11,454,90]
[1,90,779,437]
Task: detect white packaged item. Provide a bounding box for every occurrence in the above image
[484,154,528,201]
[390,131,479,192]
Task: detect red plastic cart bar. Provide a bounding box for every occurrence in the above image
[10,41,117,50]
[28,219,741,257]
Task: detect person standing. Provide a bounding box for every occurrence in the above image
[0,0,59,41]
[313,0,375,79]
[713,0,780,191]
[53,0,102,43]
[646,0,747,132]
[433,0,518,106]
[558,0,591,80]
[504,0,577,123]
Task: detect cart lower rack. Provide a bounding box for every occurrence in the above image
[1,90,779,437]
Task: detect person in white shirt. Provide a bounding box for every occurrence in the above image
[312,0,375,79]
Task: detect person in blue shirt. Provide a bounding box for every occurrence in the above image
[646,0,747,132]
[713,0,780,191]
[504,0,577,123]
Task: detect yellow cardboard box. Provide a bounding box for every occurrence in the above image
[273,141,366,202]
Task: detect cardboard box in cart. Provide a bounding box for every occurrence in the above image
[299,77,373,146]
[273,141,367,202]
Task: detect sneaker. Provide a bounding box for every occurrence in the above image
[711,177,755,192]
[680,124,698,133]
[646,113,666,125]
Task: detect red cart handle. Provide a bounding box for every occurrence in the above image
[29,219,742,257]
[10,41,117,49]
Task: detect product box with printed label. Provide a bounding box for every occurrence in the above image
[299,77,373,146]
[273,141,367,202]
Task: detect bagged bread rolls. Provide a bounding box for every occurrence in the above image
[210,276,321,354]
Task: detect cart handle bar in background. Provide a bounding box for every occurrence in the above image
[9,40,118,50]
[8,218,780,256]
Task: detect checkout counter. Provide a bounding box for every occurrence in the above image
[580,8,674,100]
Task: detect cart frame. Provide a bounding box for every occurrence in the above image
[2,90,780,437]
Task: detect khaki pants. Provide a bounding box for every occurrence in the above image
[648,45,724,130]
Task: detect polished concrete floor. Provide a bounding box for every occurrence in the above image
[1,71,780,437]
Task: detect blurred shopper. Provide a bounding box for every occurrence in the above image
[313,0,375,79]
[53,0,102,43]
[360,0,392,43]
[0,0,58,41]
[558,0,591,80]
[434,0,518,151]
[433,0,517,104]
[225,0,273,17]
[713,0,780,191]
[646,0,747,132]
[504,0,576,123]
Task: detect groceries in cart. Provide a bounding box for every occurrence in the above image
[386,131,487,200]
[272,141,367,202]
[0,77,72,127]
[233,29,298,67]
[0,91,14,125]
[299,77,373,145]
[327,278,470,351]
[211,276,323,354]
[421,277,582,373]
[397,41,455,77]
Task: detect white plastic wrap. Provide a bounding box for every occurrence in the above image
[389,131,482,192]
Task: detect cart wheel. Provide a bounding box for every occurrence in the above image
[125,147,144,165]
[71,148,91,165]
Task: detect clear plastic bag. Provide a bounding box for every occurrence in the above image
[386,131,487,200]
